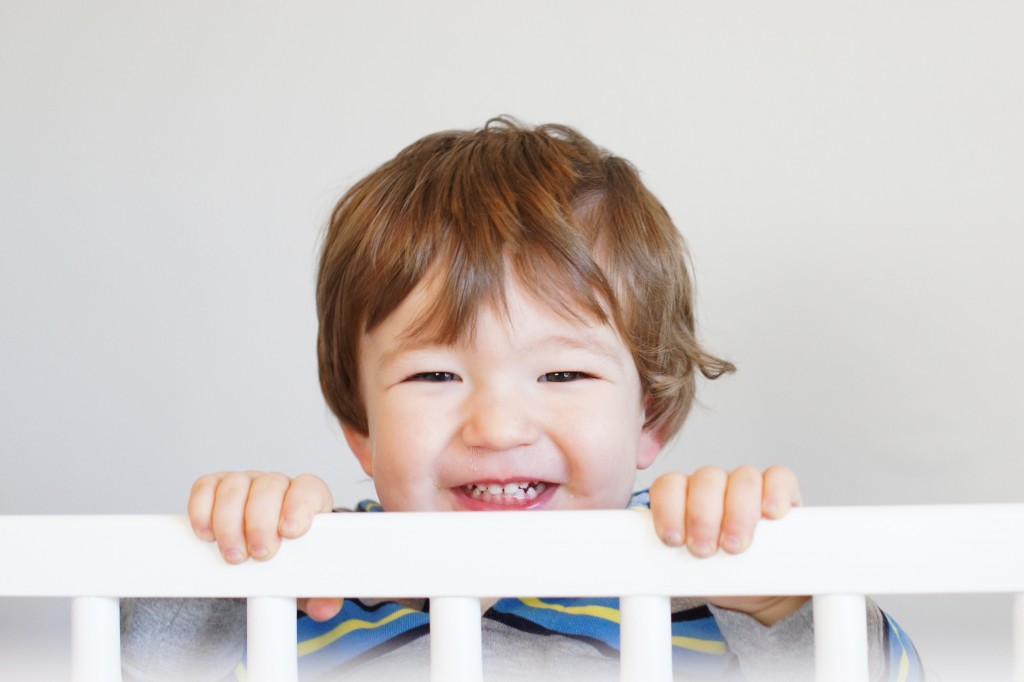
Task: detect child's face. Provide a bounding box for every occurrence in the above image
[342,276,664,512]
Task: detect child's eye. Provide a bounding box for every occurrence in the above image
[539,371,591,383]
[406,371,459,382]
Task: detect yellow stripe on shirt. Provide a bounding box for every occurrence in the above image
[671,635,727,655]
[897,650,910,682]
[516,597,621,622]
[883,612,913,682]
[297,607,420,657]
[517,598,725,655]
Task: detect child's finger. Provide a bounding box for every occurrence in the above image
[279,474,334,538]
[211,471,256,564]
[719,466,763,554]
[188,474,222,541]
[685,467,728,557]
[762,465,802,518]
[299,597,345,622]
[243,473,292,561]
[648,472,687,547]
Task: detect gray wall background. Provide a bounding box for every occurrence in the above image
[2,1,1021,680]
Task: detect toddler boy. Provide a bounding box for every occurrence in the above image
[122,118,921,681]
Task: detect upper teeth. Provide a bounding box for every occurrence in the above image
[464,481,545,501]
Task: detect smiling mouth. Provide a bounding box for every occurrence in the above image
[461,481,548,504]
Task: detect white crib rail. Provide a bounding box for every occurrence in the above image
[3,505,1024,682]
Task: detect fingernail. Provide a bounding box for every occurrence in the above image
[194,528,214,542]
[690,540,713,556]
[281,519,298,534]
[764,501,779,517]
[722,535,742,552]
[250,544,268,559]
[223,548,244,563]
[663,530,684,547]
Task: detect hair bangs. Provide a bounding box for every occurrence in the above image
[389,210,617,351]
[366,120,618,347]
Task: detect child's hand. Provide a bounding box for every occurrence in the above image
[189,471,334,562]
[648,465,808,625]
[648,465,801,556]
[188,471,343,621]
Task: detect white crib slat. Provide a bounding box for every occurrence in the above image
[619,595,672,682]
[71,596,122,682]
[430,597,483,682]
[813,594,869,682]
[247,597,298,682]
[1014,593,1024,682]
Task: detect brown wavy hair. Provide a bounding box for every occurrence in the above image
[317,117,734,440]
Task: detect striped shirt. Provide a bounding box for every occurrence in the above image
[228,492,922,682]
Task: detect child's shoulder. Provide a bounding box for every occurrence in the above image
[352,499,384,512]
[628,489,651,509]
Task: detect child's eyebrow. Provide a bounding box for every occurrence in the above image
[375,333,626,369]
[529,334,626,368]
[376,336,449,368]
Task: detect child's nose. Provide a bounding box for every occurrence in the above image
[461,388,540,452]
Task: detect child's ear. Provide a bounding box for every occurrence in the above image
[636,425,666,470]
[341,424,374,478]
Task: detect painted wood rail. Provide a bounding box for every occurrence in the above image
[3,505,1023,682]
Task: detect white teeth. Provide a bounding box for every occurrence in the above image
[463,481,547,504]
